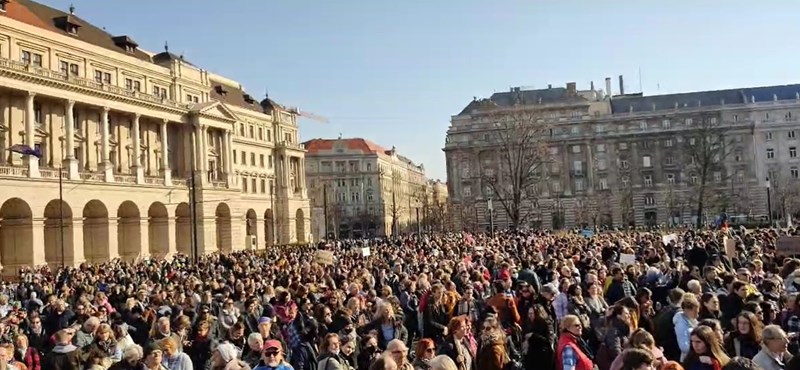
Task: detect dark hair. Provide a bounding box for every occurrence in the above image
[620,348,654,370]
[722,357,764,370]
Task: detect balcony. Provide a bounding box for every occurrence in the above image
[0,57,191,110]
[276,141,305,151]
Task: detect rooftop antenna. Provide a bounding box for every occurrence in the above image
[638,66,643,93]
[338,133,342,139]
[69,4,75,14]
[164,41,169,53]
[265,88,269,99]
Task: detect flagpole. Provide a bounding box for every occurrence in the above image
[59,165,65,267]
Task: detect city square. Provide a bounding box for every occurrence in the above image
[0,2,798,370]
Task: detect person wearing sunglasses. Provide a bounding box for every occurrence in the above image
[411,338,436,370]
[253,340,291,370]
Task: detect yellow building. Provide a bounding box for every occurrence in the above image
[303,138,427,237]
[0,0,310,273]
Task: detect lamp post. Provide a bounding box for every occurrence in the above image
[487,197,494,237]
[766,177,773,227]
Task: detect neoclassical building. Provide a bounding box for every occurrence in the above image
[0,0,310,273]
[303,138,427,237]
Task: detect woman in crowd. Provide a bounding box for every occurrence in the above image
[212,343,251,370]
[681,326,730,370]
[556,315,594,370]
[609,329,665,370]
[723,311,762,359]
[317,333,351,370]
[475,317,506,370]
[437,317,472,370]
[521,305,555,370]
[699,294,722,321]
[411,339,435,370]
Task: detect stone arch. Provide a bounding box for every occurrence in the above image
[83,200,110,263]
[0,198,34,269]
[116,201,141,262]
[148,202,169,258]
[264,209,274,247]
[43,199,74,267]
[175,202,191,256]
[215,203,232,252]
[295,208,306,243]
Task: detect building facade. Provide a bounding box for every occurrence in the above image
[303,138,427,238]
[445,80,800,231]
[421,179,449,232]
[0,0,309,273]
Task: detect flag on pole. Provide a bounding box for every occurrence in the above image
[8,144,41,158]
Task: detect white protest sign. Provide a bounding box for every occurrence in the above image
[620,253,636,265]
[361,247,371,257]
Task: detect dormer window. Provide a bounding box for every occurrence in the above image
[0,0,9,12]
[243,94,255,104]
[112,36,139,54]
[214,85,227,96]
[54,15,82,36]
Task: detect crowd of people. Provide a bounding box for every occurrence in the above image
[1,227,800,370]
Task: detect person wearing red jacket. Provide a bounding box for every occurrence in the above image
[556,315,594,370]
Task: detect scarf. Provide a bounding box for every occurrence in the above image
[98,339,117,357]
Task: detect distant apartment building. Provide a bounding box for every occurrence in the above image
[303,138,427,237]
[445,78,800,230]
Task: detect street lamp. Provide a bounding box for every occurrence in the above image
[487,197,494,237]
[766,177,773,227]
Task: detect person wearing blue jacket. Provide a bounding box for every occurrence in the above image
[673,293,700,361]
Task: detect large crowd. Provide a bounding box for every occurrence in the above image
[1,226,800,370]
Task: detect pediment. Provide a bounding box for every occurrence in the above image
[192,101,238,123]
[34,128,49,138]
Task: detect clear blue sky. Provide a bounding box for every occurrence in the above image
[40,0,800,180]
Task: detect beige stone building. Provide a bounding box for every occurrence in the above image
[0,0,310,272]
[444,79,800,230]
[421,179,449,232]
[303,138,427,237]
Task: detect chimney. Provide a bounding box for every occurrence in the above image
[548,84,552,89]
[566,82,577,95]
[605,77,612,98]
[590,81,595,91]
[619,75,625,95]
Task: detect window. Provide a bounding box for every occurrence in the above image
[665,156,674,166]
[259,154,265,167]
[736,170,745,183]
[642,155,652,168]
[242,177,248,192]
[60,61,69,75]
[713,171,722,182]
[462,186,471,197]
[620,159,629,169]
[126,78,133,90]
[250,153,256,165]
[644,175,652,187]
[787,112,794,121]
[766,132,773,141]
[689,137,696,146]
[645,195,655,206]
[598,178,608,190]
[268,155,273,169]
[33,102,42,124]
[793,147,798,158]
[72,109,79,130]
[0,1,6,11]
[549,147,559,156]
[69,63,78,76]
[152,86,166,98]
[261,179,266,193]
[685,118,693,125]
[240,151,246,164]
[95,70,103,83]
[621,176,630,187]
[251,178,257,192]
[597,159,607,171]
[258,127,264,140]
[233,150,237,164]
[691,175,698,184]
[662,119,671,129]
[32,53,42,67]
[571,126,579,135]
[239,123,245,136]
[664,139,673,147]
[596,144,605,153]
[619,142,628,150]
[551,181,562,193]
[790,130,797,139]
[21,50,31,64]
[571,145,581,153]
[793,167,800,179]
[734,152,742,162]
[709,117,717,124]
[574,179,584,192]
[572,160,583,173]
[249,126,254,138]
[595,125,605,133]
[667,174,675,184]
[266,130,272,142]
[640,121,647,130]
[642,141,650,149]
[133,81,141,92]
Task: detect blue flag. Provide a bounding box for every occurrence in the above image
[8,144,41,158]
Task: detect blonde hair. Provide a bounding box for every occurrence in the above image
[560,315,582,332]
[428,355,458,370]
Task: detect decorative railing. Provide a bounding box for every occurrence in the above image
[171,178,188,187]
[145,176,165,185]
[0,165,28,177]
[114,174,137,184]
[210,180,227,188]
[79,172,104,181]
[0,57,192,110]
[38,168,68,179]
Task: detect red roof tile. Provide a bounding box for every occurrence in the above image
[303,138,388,155]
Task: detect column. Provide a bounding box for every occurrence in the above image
[160,119,171,186]
[63,100,79,180]
[201,126,209,172]
[132,114,144,184]
[220,130,231,186]
[299,157,307,196]
[31,221,46,266]
[25,92,39,178]
[99,107,112,181]
[193,123,205,185]
[227,132,235,186]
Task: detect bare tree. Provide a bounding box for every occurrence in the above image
[683,117,734,227]
[387,171,405,235]
[767,166,800,219]
[665,182,689,227]
[477,107,551,228]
